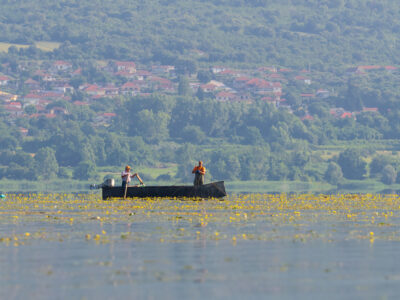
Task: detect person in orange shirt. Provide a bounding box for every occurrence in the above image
[192,161,206,186]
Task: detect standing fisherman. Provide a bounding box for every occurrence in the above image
[192,161,206,186]
[121,165,144,189]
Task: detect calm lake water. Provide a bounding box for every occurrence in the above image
[0,193,399,299]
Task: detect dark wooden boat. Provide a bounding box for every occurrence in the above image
[102,181,227,200]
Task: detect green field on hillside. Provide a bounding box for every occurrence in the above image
[0,41,60,52]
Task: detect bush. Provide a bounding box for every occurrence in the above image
[73,161,97,180]
[58,167,71,179]
[381,165,396,185]
[324,162,343,185]
[337,149,366,180]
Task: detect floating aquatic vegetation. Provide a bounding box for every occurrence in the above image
[0,193,399,245]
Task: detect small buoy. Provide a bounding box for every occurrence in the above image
[0,194,5,199]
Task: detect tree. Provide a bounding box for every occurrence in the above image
[324,162,343,185]
[175,59,197,76]
[370,155,393,177]
[343,82,364,111]
[0,136,18,151]
[181,125,206,143]
[381,165,396,185]
[70,75,86,89]
[132,109,170,143]
[242,126,263,145]
[35,147,59,180]
[24,105,37,115]
[73,161,97,180]
[196,87,205,100]
[197,70,212,83]
[178,76,191,96]
[337,149,367,180]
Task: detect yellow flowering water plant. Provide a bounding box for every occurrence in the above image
[0,193,399,246]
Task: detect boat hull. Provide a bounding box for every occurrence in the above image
[101,181,226,200]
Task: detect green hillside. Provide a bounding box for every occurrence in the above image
[0,0,399,67]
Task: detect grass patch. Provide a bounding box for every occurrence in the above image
[0,41,60,52]
[0,42,29,52]
[35,41,61,52]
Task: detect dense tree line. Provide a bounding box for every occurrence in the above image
[0,90,399,184]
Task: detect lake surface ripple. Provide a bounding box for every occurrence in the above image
[0,193,399,299]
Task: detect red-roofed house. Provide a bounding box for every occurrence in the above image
[72,68,82,76]
[49,107,69,115]
[83,84,105,96]
[362,107,378,113]
[216,91,237,102]
[385,66,397,71]
[294,76,311,85]
[110,61,136,73]
[316,89,330,99]
[258,67,277,73]
[269,73,284,79]
[35,105,46,112]
[54,84,74,94]
[23,94,42,105]
[245,79,282,94]
[24,78,41,90]
[42,73,56,82]
[53,60,73,71]
[134,70,152,80]
[200,83,218,93]
[4,102,23,117]
[301,115,314,121]
[103,85,118,96]
[120,82,141,95]
[6,102,22,109]
[217,69,241,77]
[19,127,28,137]
[341,112,354,119]
[0,76,10,86]
[233,76,252,89]
[45,113,57,118]
[211,66,227,74]
[301,93,315,100]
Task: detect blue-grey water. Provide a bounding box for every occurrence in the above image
[0,193,399,299]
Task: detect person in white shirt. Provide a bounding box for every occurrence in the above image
[121,165,143,189]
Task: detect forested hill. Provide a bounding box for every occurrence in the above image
[1,0,400,68]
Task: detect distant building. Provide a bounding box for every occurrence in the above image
[0,76,10,86]
[109,61,136,74]
[316,89,330,99]
[216,91,237,102]
[53,61,73,72]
